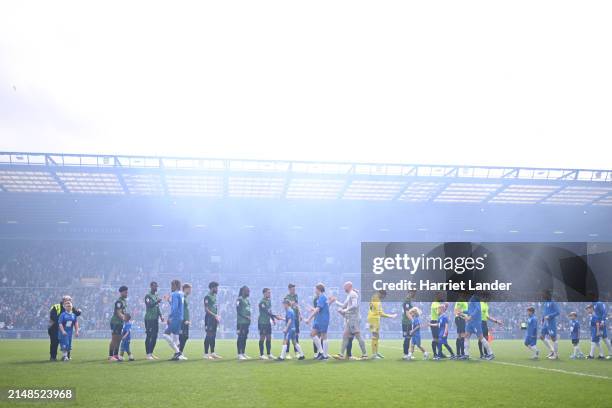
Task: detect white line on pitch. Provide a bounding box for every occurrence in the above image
[379,345,611,380]
[491,361,611,381]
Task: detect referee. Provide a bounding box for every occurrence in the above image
[48,295,81,361]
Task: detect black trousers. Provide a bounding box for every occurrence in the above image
[48,327,59,359]
[145,319,159,355]
[179,322,189,352]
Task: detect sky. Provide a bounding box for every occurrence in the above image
[1,1,611,170]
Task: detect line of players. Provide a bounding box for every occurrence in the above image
[523,300,611,360]
[52,280,611,362]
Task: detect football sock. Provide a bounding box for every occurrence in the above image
[266,338,271,355]
[313,336,322,355]
[481,337,492,355]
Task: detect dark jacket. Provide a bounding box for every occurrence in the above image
[49,303,82,331]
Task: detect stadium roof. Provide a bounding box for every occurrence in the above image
[1,152,611,206]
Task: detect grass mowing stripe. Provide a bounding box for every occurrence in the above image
[491,360,612,380]
[379,344,612,380]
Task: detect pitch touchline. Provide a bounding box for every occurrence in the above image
[491,361,611,380]
[379,345,611,380]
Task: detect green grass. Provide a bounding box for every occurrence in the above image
[0,339,610,407]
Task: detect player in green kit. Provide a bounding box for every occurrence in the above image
[258,288,281,360]
[109,286,128,362]
[402,291,415,360]
[144,281,163,360]
[283,283,301,359]
[236,286,252,360]
[204,281,222,359]
[178,283,192,356]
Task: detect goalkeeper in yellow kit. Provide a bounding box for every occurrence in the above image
[367,290,397,359]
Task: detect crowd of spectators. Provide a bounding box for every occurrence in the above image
[0,240,607,340]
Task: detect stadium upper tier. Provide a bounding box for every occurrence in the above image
[1,152,611,205]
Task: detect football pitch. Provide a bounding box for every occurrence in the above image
[0,339,610,407]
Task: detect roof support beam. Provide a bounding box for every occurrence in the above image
[536,185,566,204]
[590,192,612,205]
[502,168,519,178]
[337,164,356,199]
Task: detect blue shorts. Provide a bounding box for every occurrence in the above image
[466,320,482,337]
[591,328,601,343]
[58,334,72,351]
[412,335,421,347]
[284,330,296,342]
[524,336,537,347]
[439,336,448,345]
[313,321,329,334]
[541,320,557,338]
[121,339,131,353]
[165,320,181,335]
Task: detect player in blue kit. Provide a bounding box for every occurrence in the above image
[163,279,186,361]
[120,313,134,361]
[593,301,611,358]
[568,312,584,359]
[430,304,454,360]
[58,300,79,362]
[460,293,494,360]
[278,300,305,360]
[407,307,428,360]
[586,304,605,359]
[305,283,330,360]
[523,307,539,360]
[539,291,560,360]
